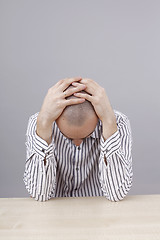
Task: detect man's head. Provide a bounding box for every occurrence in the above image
[56,85,98,140]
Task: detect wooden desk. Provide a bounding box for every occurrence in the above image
[0,195,160,240]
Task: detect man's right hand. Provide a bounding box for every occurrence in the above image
[36,77,86,144]
[39,77,86,123]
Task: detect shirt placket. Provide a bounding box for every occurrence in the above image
[72,145,81,196]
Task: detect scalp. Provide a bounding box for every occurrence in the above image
[60,86,97,126]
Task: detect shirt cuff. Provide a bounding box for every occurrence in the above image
[100,129,121,159]
[33,131,54,158]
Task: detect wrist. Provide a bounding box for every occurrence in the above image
[102,117,118,141]
[37,112,54,127]
[36,113,53,145]
[101,112,117,126]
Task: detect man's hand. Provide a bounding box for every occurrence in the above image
[36,77,86,144]
[38,77,86,124]
[72,78,118,141]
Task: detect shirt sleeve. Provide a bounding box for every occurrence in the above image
[99,110,133,202]
[23,112,57,201]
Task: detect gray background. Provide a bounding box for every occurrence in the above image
[0,0,159,198]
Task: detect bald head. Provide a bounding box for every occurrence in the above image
[62,92,96,126]
[56,85,98,140]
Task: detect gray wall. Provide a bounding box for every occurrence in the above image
[0,0,159,197]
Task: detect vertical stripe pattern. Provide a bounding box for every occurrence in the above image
[23,109,133,202]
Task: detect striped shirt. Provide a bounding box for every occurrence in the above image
[23,109,133,202]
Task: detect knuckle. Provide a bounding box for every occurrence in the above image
[85,79,89,84]
[54,95,59,101]
[94,97,99,104]
[69,86,77,94]
[59,79,64,84]
[87,78,93,83]
[69,78,76,83]
[101,87,105,93]
[56,100,62,108]
[48,87,52,94]
[79,84,85,89]
[65,89,72,96]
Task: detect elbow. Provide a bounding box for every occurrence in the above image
[23,180,51,202]
[29,193,52,202]
[105,194,123,202]
[104,180,133,202]
[106,191,129,202]
[112,180,133,202]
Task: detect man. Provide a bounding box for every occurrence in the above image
[23,77,133,202]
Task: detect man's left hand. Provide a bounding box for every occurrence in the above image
[72,78,118,140]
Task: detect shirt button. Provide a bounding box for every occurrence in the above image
[76,167,79,170]
[78,146,80,150]
[42,149,45,153]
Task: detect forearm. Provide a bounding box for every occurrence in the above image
[102,111,118,141]
[23,153,57,201]
[99,151,133,201]
[99,112,133,201]
[36,113,53,145]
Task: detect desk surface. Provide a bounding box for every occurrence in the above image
[0,195,160,240]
